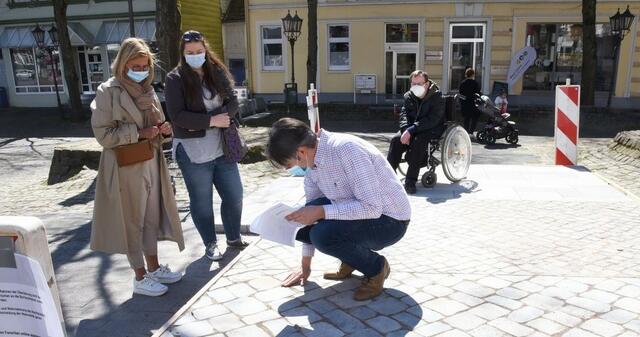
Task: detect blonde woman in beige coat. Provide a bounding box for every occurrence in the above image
[90,38,184,297]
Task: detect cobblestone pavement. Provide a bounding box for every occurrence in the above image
[160,166,640,337]
[0,126,638,337]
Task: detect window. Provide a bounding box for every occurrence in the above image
[261,25,283,71]
[523,23,615,91]
[11,48,63,94]
[328,24,350,71]
[386,23,419,43]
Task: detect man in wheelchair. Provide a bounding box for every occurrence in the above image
[387,70,445,194]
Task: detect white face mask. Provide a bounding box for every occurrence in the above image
[185,53,206,69]
[410,84,427,98]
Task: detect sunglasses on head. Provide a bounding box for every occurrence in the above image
[182,31,203,42]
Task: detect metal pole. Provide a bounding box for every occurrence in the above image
[607,35,620,108]
[128,0,135,37]
[290,39,296,83]
[49,48,63,119]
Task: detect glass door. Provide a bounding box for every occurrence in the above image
[77,46,105,94]
[384,23,419,100]
[448,23,486,92]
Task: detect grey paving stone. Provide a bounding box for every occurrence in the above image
[508,306,544,323]
[454,281,495,298]
[208,313,245,333]
[522,294,564,311]
[192,304,229,320]
[347,306,377,321]
[225,297,269,316]
[423,298,469,316]
[344,328,383,337]
[624,319,640,333]
[366,316,402,334]
[414,321,451,336]
[302,322,345,337]
[567,297,611,313]
[561,328,600,337]
[526,318,566,335]
[496,287,528,300]
[488,317,534,337]
[324,309,365,333]
[600,309,637,324]
[436,330,472,337]
[307,299,338,314]
[390,312,421,329]
[543,311,582,327]
[614,298,640,314]
[469,325,509,337]
[444,312,487,330]
[242,310,281,325]
[486,295,523,310]
[169,320,214,337]
[227,325,271,337]
[582,289,619,304]
[580,318,624,337]
[368,296,409,315]
[469,303,509,321]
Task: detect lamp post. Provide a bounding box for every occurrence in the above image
[281,10,303,108]
[32,24,63,118]
[607,5,635,107]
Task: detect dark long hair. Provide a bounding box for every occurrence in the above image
[177,31,235,106]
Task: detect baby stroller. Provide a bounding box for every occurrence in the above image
[474,94,519,145]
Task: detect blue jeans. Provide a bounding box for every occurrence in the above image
[175,144,243,247]
[296,198,408,277]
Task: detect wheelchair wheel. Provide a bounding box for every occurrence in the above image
[421,171,437,188]
[441,124,472,182]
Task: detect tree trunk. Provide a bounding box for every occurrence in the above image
[581,0,597,106]
[156,0,182,82]
[52,0,84,122]
[306,0,318,91]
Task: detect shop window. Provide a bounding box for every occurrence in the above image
[11,47,63,94]
[261,25,283,71]
[523,23,615,91]
[328,24,350,71]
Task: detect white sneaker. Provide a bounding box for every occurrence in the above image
[133,276,168,297]
[148,264,182,284]
[206,242,223,261]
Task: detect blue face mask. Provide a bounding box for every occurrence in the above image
[287,166,309,177]
[287,154,312,177]
[185,53,206,69]
[127,69,149,83]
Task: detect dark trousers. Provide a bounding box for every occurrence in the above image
[296,198,408,277]
[462,103,480,133]
[387,132,431,185]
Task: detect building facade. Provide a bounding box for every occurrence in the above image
[245,0,640,108]
[0,0,224,108]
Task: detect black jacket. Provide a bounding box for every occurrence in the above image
[164,66,238,139]
[459,78,480,108]
[399,80,445,137]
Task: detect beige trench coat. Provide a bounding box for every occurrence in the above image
[90,77,185,254]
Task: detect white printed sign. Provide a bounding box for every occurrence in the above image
[0,254,64,337]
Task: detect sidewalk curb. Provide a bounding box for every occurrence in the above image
[591,170,640,204]
[150,238,262,337]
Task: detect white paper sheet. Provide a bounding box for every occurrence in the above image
[0,254,64,337]
[250,203,305,247]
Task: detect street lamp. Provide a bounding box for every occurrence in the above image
[32,24,64,118]
[281,10,303,108]
[607,5,635,107]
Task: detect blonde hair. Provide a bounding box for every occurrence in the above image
[111,37,155,86]
[409,70,429,82]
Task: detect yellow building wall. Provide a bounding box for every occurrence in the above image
[248,1,639,98]
[181,0,225,59]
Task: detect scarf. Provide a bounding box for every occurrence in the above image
[119,77,162,128]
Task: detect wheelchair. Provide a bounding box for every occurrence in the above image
[397,94,472,188]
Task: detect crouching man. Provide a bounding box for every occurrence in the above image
[266,118,411,301]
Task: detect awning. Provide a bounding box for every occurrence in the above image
[0,23,93,48]
[94,19,155,44]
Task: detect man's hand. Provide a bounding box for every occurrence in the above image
[285,206,325,225]
[400,130,411,145]
[282,256,312,287]
[158,121,172,136]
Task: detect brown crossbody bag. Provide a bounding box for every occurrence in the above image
[113,138,155,167]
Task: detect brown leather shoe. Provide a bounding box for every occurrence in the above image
[353,257,390,301]
[323,262,355,280]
